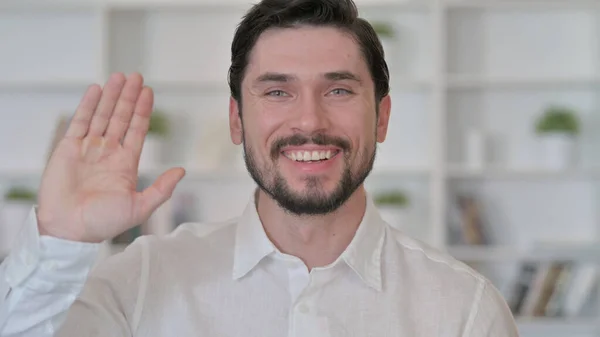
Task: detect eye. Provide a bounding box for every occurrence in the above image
[329,88,353,96]
[266,90,289,97]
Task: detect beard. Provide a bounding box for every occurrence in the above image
[242,132,376,216]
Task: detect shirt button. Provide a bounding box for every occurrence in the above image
[298,304,309,314]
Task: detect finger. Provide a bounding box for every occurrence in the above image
[87,72,127,137]
[64,84,102,139]
[104,73,144,142]
[123,86,154,153]
[134,167,186,221]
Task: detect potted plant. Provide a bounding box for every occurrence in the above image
[0,186,37,256]
[139,110,170,170]
[534,105,580,170]
[375,190,410,230]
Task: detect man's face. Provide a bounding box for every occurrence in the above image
[229,25,391,216]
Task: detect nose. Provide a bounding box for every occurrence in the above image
[290,92,331,134]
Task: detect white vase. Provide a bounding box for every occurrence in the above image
[0,201,33,257]
[139,135,164,170]
[538,133,576,170]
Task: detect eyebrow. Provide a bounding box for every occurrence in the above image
[255,72,296,83]
[324,71,362,83]
[253,71,362,84]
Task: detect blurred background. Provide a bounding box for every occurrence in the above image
[1,0,600,335]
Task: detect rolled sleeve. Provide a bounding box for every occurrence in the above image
[0,206,100,336]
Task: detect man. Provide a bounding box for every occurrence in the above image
[0,0,519,336]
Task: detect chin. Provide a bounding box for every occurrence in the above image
[288,173,338,192]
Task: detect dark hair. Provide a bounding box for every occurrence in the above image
[227,0,390,106]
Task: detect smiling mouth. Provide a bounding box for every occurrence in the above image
[282,150,341,162]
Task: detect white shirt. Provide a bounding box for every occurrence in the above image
[0,191,519,337]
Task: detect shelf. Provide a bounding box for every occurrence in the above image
[0,165,431,181]
[447,243,600,262]
[446,166,600,180]
[140,166,252,180]
[446,74,600,90]
[0,80,97,92]
[516,317,599,335]
[0,0,431,11]
[0,167,253,181]
[107,0,432,11]
[445,0,600,10]
[370,166,431,177]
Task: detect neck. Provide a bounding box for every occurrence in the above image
[256,187,367,270]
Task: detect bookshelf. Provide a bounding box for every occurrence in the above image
[1,0,600,335]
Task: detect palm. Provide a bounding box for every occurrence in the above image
[37,73,185,243]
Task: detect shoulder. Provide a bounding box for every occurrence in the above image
[139,216,240,259]
[96,217,240,272]
[385,226,485,286]
[384,227,517,334]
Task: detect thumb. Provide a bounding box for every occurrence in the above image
[135,167,186,221]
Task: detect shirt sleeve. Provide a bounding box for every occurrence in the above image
[0,206,101,336]
[53,234,149,337]
[466,279,520,337]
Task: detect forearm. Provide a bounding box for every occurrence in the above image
[0,207,99,336]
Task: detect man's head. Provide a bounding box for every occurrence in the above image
[227,0,392,216]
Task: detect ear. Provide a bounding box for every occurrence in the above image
[229,97,243,145]
[376,95,391,143]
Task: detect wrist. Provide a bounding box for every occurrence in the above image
[36,208,86,242]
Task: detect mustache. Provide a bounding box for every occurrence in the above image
[270,133,351,160]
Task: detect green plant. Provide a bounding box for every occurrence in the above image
[375,190,409,207]
[535,105,580,136]
[5,186,37,202]
[148,110,170,137]
[371,21,395,38]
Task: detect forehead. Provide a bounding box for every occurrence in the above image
[245,25,368,80]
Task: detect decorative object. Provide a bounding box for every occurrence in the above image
[534,105,580,170]
[0,186,37,257]
[139,110,170,170]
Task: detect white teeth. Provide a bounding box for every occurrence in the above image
[285,150,337,162]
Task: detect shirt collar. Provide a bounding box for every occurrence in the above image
[232,189,386,292]
[232,191,276,280]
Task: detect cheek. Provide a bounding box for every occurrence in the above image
[243,111,286,155]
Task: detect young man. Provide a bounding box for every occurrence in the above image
[0,0,519,336]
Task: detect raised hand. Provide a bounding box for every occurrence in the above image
[36,73,185,243]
